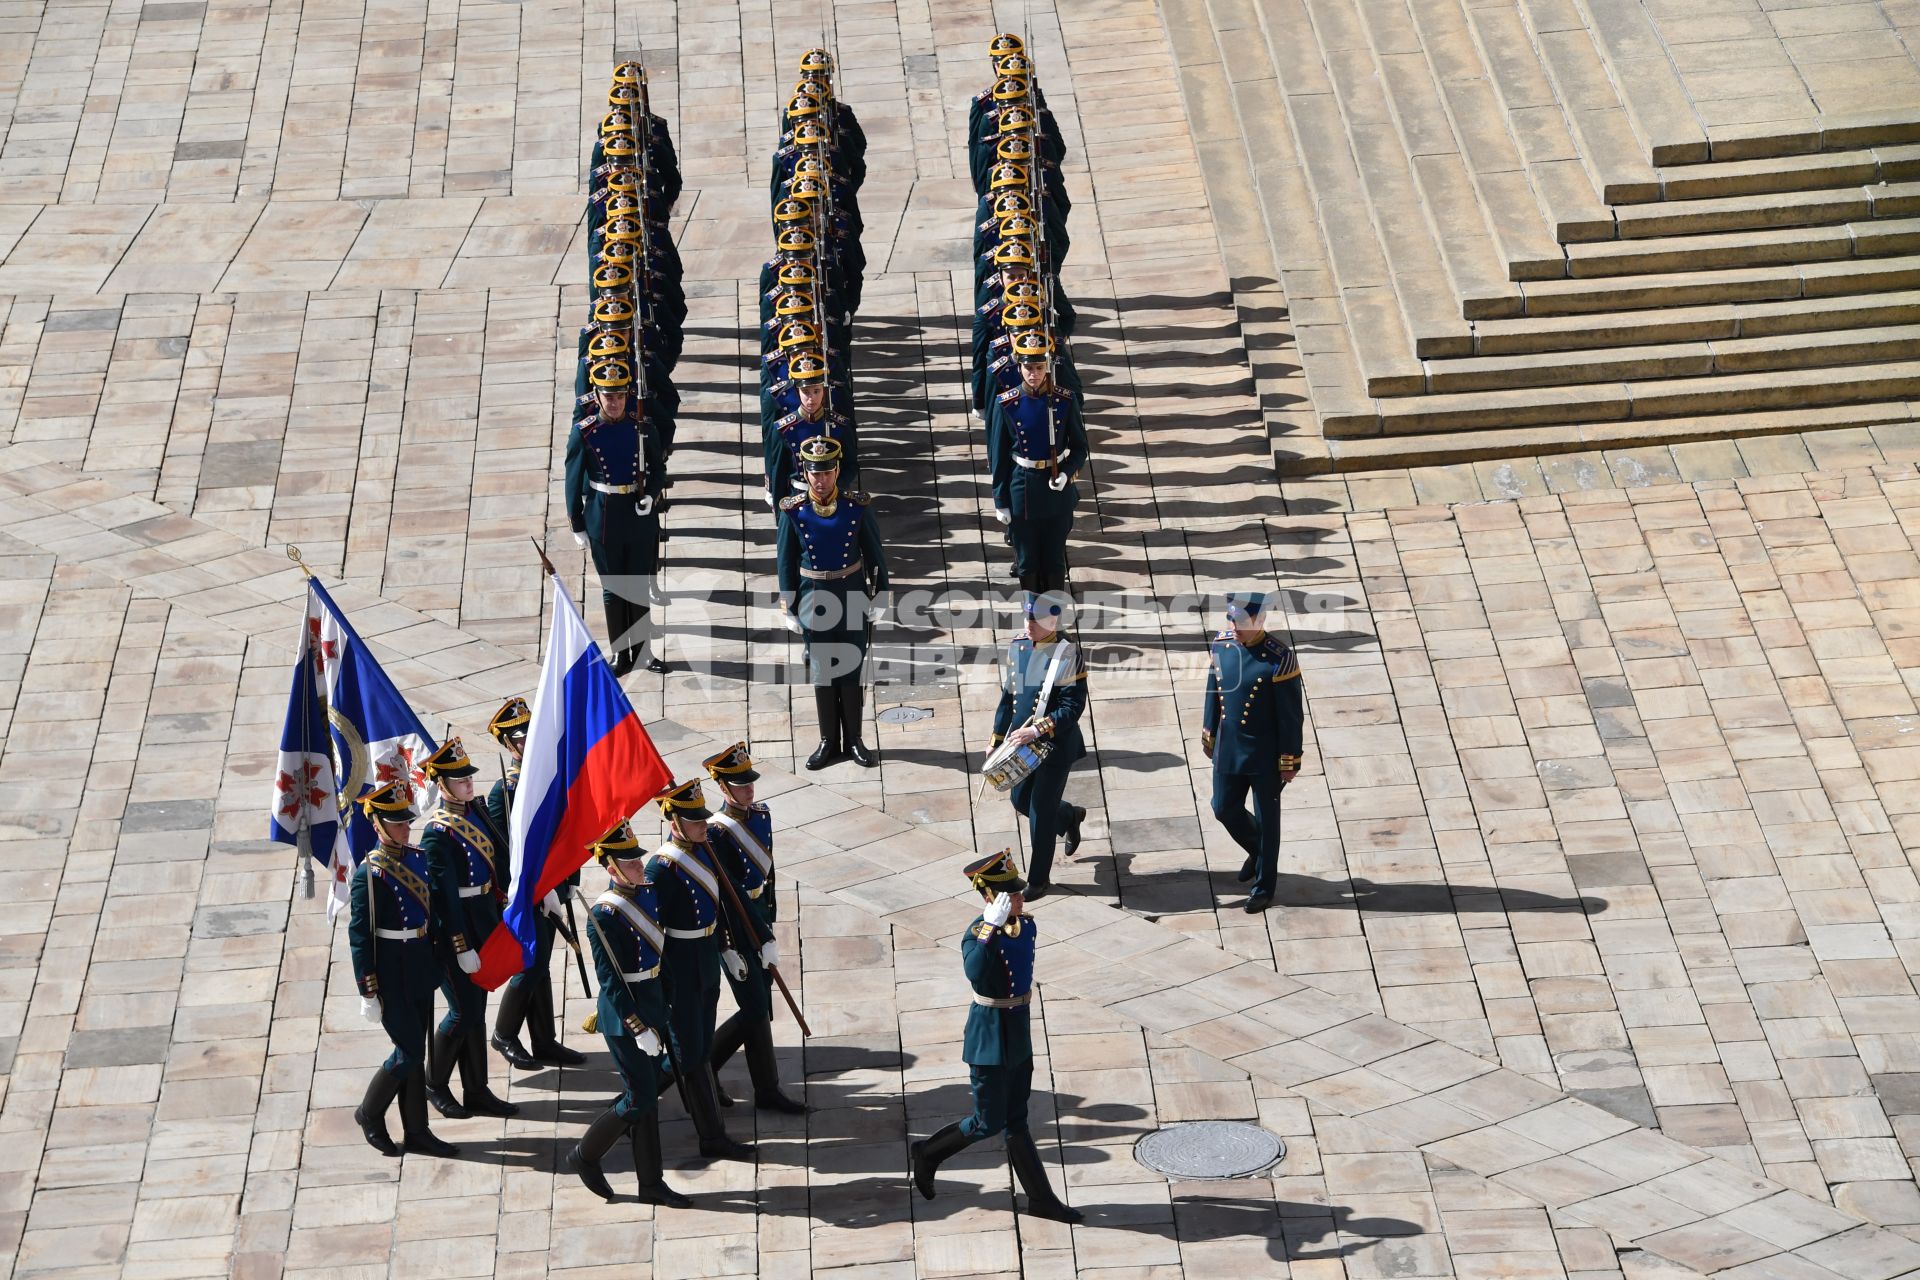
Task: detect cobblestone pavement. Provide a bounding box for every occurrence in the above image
[2,1,1920,1278]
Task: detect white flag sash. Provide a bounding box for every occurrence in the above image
[709,812,773,879]
[653,841,721,900]
[596,890,665,955]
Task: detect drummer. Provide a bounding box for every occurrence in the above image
[986,591,1088,900]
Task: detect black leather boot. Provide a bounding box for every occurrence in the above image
[805,685,841,770]
[605,597,635,676]
[427,1025,469,1118]
[400,1069,460,1157]
[459,1026,519,1117]
[490,981,539,1070]
[1008,1131,1083,1223]
[1237,855,1256,883]
[355,1065,402,1156]
[568,1105,627,1201]
[1063,804,1087,857]
[910,1121,976,1199]
[632,606,667,674]
[528,974,585,1066]
[709,1009,745,1106]
[689,1066,754,1161]
[630,1110,693,1208]
[745,1019,808,1114]
[840,682,877,767]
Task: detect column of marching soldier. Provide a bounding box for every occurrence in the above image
[341,41,1308,1223]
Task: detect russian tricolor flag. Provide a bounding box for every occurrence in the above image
[474,576,670,989]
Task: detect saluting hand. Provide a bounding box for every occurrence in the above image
[982,892,1014,928]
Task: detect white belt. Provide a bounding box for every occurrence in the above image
[591,480,640,494]
[621,966,661,981]
[665,924,715,939]
[973,992,1033,1008]
[376,926,427,940]
[457,885,491,898]
[1013,450,1070,470]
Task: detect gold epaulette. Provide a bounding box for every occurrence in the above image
[778,493,806,511]
[846,489,870,505]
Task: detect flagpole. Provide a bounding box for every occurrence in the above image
[286,545,318,899]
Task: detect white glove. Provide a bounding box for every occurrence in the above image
[540,890,562,917]
[781,611,804,635]
[360,996,383,1023]
[983,892,1014,928]
[721,949,748,982]
[635,495,654,516]
[1049,472,1069,493]
[763,487,775,509]
[457,950,481,974]
[865,592,889,624]
[637,1028,662,1056]
[761,939,779,970]
[572,530,588,548]
[993,508,1011,526]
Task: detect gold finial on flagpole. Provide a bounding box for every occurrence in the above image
[285,544,315,581]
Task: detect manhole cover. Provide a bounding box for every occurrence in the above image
[1135,1122,1284,1180]
[876,705,933,724]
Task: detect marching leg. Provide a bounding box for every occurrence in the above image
[630,1110,693,1208]
[400,1067,460,1157]
[491,980,539,1070]
[568,1105,628,1201]
[354,1065,402,1157]
[428,1023,469,1119]
[743,1016,808,1114]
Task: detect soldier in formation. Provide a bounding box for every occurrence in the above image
[350,781,459,1158]
[420,738,519,1120]
[909,849,1083,1223]
[969,35,1089,595]
[644,779,760,1160]
[702,743,805,1113]
[569,820,693,1207]
[488,697,586,1070]
[574,58,683,675]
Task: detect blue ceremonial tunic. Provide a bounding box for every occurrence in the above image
[988,387,1087,520]
[587,881,673,1116]
[564,407,668,588]
[350,843,437,1078]
[642,839,736,1064]
[776,490,890,684]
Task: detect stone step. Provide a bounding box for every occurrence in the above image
[1305,399,1917,472]
[1576,0,1708,166]
[1562,180,1920,244]
[1303,0,1503,356]
[1456,290,1920,356]
[1415,325,1920,393]
[1331,361,1920,436]
[1704,112,1920,164]
[1455,3,1616,242]
[1629,143,1920,205]
[1483,254,1920,319]
[1538,217,1920,280]
[1524,7,1661,204]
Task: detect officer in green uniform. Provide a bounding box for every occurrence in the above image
[989,592,1088,900]
[910,850,1082,1223]
[1201,592,1306,913]
[777,437,890,770]
[487,697,587,1070]
[349,781,458,1158]
[988,332,1087,594]
[568,821,693,1207]
[701,743,806,1114]
[644,779,757,1160]
[420,738,519,1120]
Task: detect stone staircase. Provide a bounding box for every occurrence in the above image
[1168,0,1920,469]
